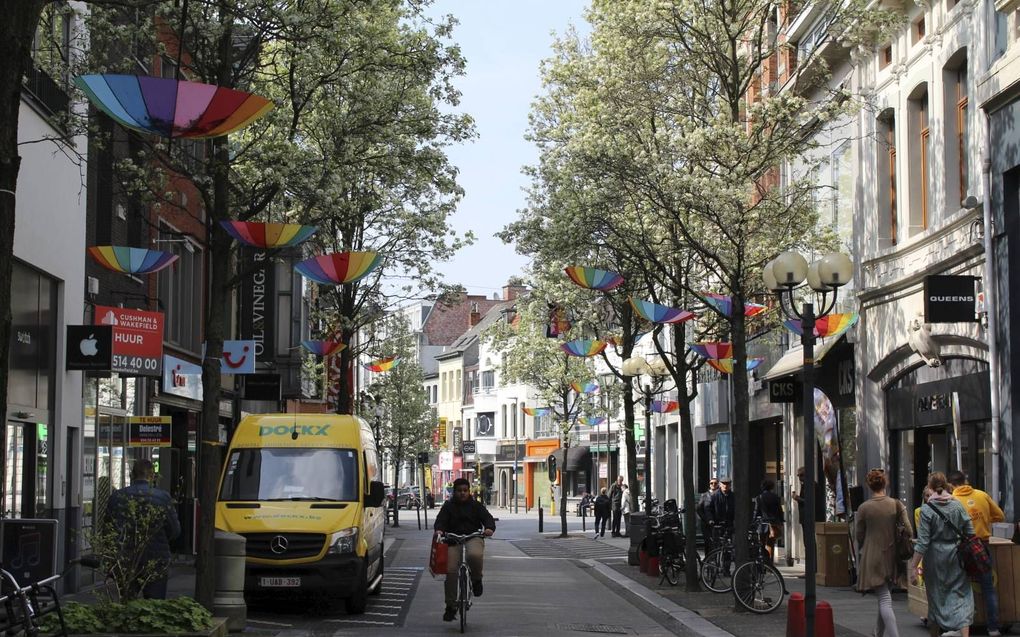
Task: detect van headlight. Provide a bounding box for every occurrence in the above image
[329,528,358,555]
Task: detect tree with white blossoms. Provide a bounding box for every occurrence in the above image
[522,0,900,566]
[484,279,599,538]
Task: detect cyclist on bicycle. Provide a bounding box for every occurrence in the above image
[434,478,496,622]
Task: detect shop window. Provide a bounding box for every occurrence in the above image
[913,16,926,44]
[7,261,55,410]
[880,45,893,70]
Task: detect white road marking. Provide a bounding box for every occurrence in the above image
[247,619,293,627]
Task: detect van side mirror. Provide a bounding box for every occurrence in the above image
[366,481,385,508]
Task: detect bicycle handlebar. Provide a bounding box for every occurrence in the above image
[442,529,487,545]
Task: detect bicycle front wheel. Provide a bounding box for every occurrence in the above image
[459,567,469,633]
[663,559,680,586]
[732,561,785,614]
[700,548,733,593]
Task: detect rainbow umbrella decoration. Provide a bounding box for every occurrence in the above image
[703,293,767,318]
[88,246,178,275]
[707,358,765,374]
[561,339,609,357]
[578,416,607,426]
[784,312,859,339]
[628,297,696,324]
[301,340,346,357]
[523,407,552,417]
[571,381,600,394]
[564,266,625,292]
[295,252,382,285]
[221,221,316,249]
[651,400,680,414]
[688,342,733,360]
[365,357,400,372]
[74,75,273,139]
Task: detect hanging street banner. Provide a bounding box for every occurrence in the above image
[94,305,164,376]
[239,248,275,363]
[128,417,172,447]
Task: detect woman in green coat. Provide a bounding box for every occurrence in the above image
[909,472,974,637]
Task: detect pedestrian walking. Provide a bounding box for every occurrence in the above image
[609,476,625,537]
[854,468,911,637]
[697,478,719,552]
[709,478,735,531]
[794,466,825,527]
[593,488,611,538]
[753,478,784,563]
[949,470,1004,637]
[106,459,181,599]
[908,472,974,637]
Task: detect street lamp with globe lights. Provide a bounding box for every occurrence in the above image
[763,250,853,637]
[621,355,671,518]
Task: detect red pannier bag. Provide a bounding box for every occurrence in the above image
[429,532,448,577]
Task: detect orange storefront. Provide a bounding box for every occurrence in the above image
[524,439,560,509]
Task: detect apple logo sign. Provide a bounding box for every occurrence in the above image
[80,334,99,357]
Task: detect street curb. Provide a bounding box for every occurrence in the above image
[581,560,737,637]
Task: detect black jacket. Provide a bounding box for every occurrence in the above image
[609,483,624,510]
[754,490,784,524]
[709,490,735,526]
[594,494,612,518]
[107,480,181,561]
[696,490,715,522]
[435,497,496,535]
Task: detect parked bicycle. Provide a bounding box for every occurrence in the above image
[443,529,486,633]
[700,524,735,593]
[0,555,99,637]
[731,519,786,614]
[648,500,701,586]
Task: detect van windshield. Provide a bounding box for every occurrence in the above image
[219,448,359,502]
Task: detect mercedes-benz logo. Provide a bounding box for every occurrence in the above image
[269,535,289,554]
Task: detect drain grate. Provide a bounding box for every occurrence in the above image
[557,623,631,634]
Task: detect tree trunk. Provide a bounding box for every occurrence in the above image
[391,437,402,528]
[623,382,638,515]
[0,0,46,511]
[669,319,701,590]
[195,133,231,610]
[559,439,569,538]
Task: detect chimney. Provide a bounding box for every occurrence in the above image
[469,302,481,327]
[502,283,528,301]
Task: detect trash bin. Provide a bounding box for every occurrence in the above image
[815,522,851,587]
[214,531,247,631]
[628,512,647,566]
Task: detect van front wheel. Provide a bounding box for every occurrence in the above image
[344,559,369,614]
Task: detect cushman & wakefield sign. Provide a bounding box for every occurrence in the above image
[924,275,978,323]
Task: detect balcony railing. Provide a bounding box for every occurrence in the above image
[22,62,69,120]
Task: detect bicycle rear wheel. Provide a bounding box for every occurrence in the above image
[732,561,785,613]
[458,566,469,632]
[700,548,733,593]
[662,559,680,586]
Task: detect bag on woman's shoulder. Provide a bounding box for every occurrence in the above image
[893,501,914,561]
[926,502,992,577]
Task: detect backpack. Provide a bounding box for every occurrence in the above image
[926,502,992,578]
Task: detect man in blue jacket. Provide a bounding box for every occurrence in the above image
[107,459,181,599]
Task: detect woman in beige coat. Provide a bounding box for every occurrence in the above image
[855,468,912,637]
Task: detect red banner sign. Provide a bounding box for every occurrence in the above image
[94,306,164,376]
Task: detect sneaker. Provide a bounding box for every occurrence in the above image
[940,631,962,637]
[472,579,483,596]
[443,607,456,622]
[988,631,1001,637]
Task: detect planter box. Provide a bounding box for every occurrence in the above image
[62,617,228,637]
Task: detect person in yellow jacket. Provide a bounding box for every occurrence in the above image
[949,471,1005,637]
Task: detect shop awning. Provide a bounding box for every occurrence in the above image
[550,446,591,471]
[523,455,549,463]
[761,336,845,381]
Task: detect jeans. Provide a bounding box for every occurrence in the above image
[979,543,999,632]
[445,538,484,607]
[594,514,607,536]
[611,508,623,535]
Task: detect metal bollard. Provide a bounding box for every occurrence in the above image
[582,506,586,532]
[539,498,544,533]
[214,531,247,631]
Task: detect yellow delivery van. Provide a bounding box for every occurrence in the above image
[215,414,386,613]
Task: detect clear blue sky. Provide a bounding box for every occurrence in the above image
[425,1,590,299]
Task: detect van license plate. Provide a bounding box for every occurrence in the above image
[259,577,300,588]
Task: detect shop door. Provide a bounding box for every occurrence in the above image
[912,423,987,501]
[3,421,44,518]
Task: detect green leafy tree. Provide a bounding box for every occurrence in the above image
[373,312,434,528]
